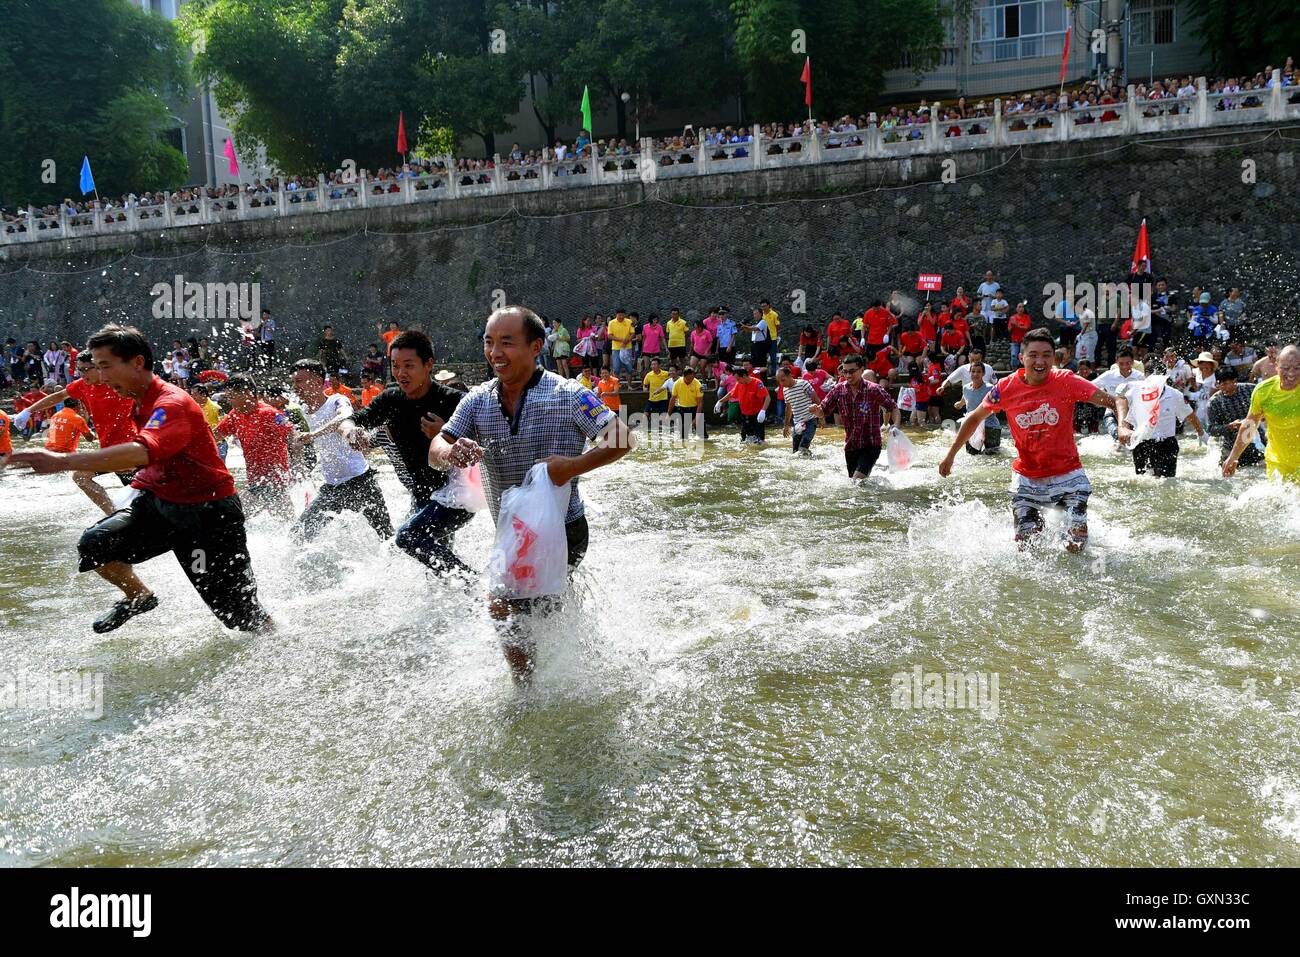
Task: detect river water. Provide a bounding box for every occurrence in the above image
[2,425,1299,866]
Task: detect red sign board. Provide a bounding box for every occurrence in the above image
[916,273,943,291]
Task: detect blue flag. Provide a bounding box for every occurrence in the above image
[79,156,95,195]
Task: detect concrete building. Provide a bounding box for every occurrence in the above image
[882,0,1212,100]
[136,0,265,188]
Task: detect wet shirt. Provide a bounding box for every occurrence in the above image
[819,379,897,449]
[352,382,465,505]
[66,378,136,448]
[130,376,236,503]
[215,402,294,487]
[304,394,369,486]
[730,377,768,416]
[982,369,1099,479]
[441,369,616,523]
[1250,376,1300,478]
[45,408,91,452]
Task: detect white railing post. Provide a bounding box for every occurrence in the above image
[27,207,37,238]
[1055,108,1070,142]
[808,127,822,163]
[492,153,504,193]
[126,205,138,231]
[237,188,248,220]
[360,174,369,207]
[1195,76,1209,127]
[92,207,104,234]
[1125,84,1139,133]
[276,185,288,216]
[929,104,942,151]
[993,99,1005,146]
[402,171,415,203]
[752,128,763,170]
[318,173,329,211]
[1269,68,1284,120]
[443,155,459,199]
[163,193,175,228]
[696,138,708,176]
[590,146,603,185]
[866,113,882,158]
[540,160,553,190]
[640,137,656,182]
[201,193,212,224]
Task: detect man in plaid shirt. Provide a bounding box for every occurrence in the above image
[430,305,633,682]
[813,353,901,478]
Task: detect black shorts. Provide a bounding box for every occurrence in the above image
[668,346,687,364]
[691,351,711,362]
[77,491,270,631]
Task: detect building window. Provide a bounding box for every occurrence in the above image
[971,1,1070,63]
[1132,0,1176,46]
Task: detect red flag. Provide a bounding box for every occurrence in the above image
[396,111,408,155]
[800,57,812,107]
[1130,218,1152,274]
[1059,26,1072,85]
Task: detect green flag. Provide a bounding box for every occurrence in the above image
[580,85,592,136]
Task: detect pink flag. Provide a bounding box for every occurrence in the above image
[223,137,239,177]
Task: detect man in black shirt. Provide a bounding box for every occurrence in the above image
[307,330,472,573]
[315,325,348,378]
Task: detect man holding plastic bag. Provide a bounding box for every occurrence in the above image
[810,354,900,479]
[1114,374,1207,478]
[430,306,633,682]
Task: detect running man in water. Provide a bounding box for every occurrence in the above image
[1223,344,1300,483]
[308,330,471,574]
[939,329,1118,552]
[811,353,900,478]
[429,305,632,681]
[212,375,296,520]
[289,359,393,540]
[5,324,272,633]
[12,351,139,515]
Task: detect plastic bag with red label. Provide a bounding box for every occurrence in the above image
[886,426,916,471]
[486,463,572,598]
[1124,374,1168,450]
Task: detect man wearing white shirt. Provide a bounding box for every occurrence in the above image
[940,350,998,390]
[976,272,999,343]
[1130,296,1152,348]
[290,359,393,540]
[1115,376,1206,477]
[1159,348,1192,390]
[1091,348,1146,440]
[1075,306,1098,363]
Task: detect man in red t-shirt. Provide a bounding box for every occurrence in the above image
[7,325,272,634]
[862,300,897,359]
[867,345,899,382]
[718,366,771,444]
[15,352,140,514]
[939,329,1116,551]
[825,312,853,351]
[214,375,296,518]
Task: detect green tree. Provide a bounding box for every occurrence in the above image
[1183,0,1300,75]
[0,0,189,209]
[731,0,948,122]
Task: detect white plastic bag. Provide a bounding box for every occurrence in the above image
[486,463,572,598]
[431,464,488,512]
[897,387,917,412]
[886,427,916,471]
[966,415,986,452]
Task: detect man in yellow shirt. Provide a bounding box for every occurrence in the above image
[760,298,780,376]
[668,365,704,441]
[643,357,671,415]
[607,309,636,378]
[666,308,689,367]
[189,380,226,460]
[1224,344,1300,483]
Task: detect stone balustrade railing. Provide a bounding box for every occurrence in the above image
[4,72,1298,249]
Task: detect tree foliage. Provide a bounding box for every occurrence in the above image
[731,0,948,122]
[0,0,190,208]
[1182,0,1300,75]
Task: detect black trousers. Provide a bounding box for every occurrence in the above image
[78,491,270,631]
[845,444,882,477]
[1133,436,1180,477]
[298,469,393,540]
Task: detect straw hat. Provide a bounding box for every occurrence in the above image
[1194,351,1218,368]
[434,369,457,383]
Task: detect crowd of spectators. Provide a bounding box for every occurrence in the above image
[5,57,1294,236]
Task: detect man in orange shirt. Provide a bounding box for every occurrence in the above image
[324,377,357,404]
[360,372,384,407]
[45,398,93,452]
[0,407,12,456]
[376,319,403,377]
[596,367,621,410]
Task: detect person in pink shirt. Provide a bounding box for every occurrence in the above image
[939,329,1117,551]
[638,313,665,376]
[689,320,715,377]
[802,358,831,402]
[716,363,740,425]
